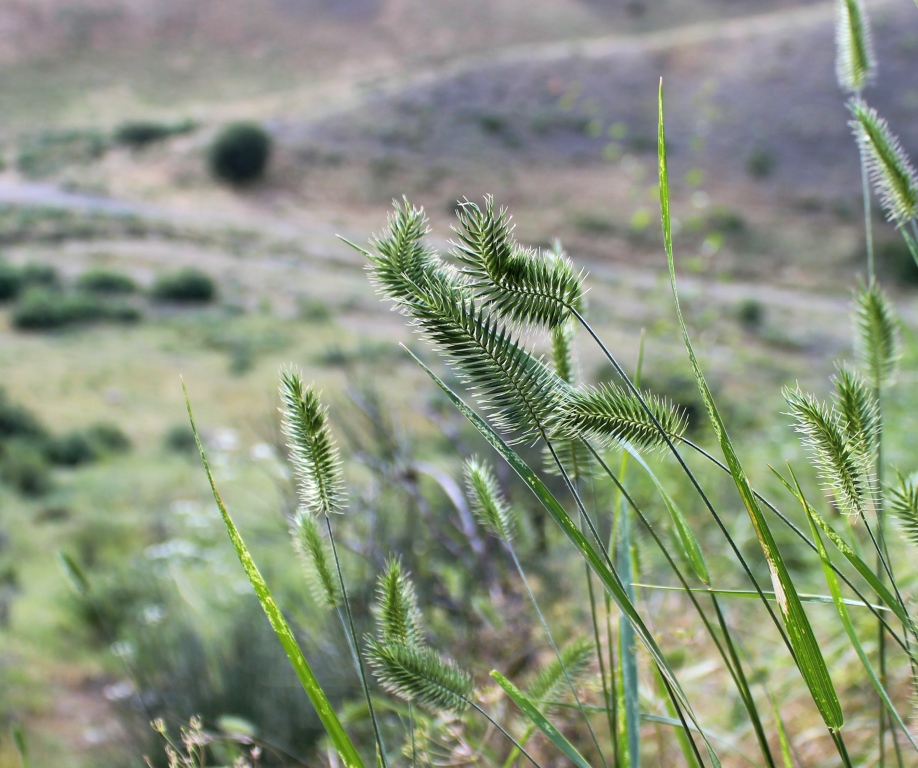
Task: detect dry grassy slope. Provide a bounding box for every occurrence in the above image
[296,0,917,197]
[0,0,821,70]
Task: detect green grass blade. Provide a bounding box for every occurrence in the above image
[406,345,722,768]
[57,551,91,595]
[620,442,709,585]
[184,383,366,768]
[635,584,888,611]
[491,672,592,768]
[13,723,28,768]
[658,80,844,733]
[792,469,918,753]
[769,692,794,768]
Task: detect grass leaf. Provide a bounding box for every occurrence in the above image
[659,80,844,732]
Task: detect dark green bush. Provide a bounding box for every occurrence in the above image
[11,288,141,330]
[45,423,131,466]
[76,269,137,294]
[45,431,98,467]
[0,261,60,302]
[0,440,52,497]
[746,147,776,178]
[0,389,47,441]
[875,239,918,286]
[737,298,764,329]
[163,423,198,454]
[10,288,70,329]
[151,268,216,303]
[0,263,22,301]
[208,122,271,185]
[113,119,195,148]
[85,422,132,454]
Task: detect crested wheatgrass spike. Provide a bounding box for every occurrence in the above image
[292,511,341,608]
[366,639,473,716]
[850,100,918,225]
[525,636,594,705]
[464,457,520,542]
[367,199,468,316]
[784,387,867,517]
[854,279,900,388]
[558,381,687,452]
[374,557,424,648]
[452,196,584,329]
[280,371,346,517]
[833,366,880,464]
[367,201,568,444]
[835,0,875,93]
[887,472,918,550]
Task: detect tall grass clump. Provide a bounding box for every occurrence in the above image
[184,3,918,766]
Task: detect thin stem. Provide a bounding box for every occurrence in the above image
[571,308,796,659]
[587,443,778,768]
[469,700,543,768]
[325,515,388,766]
[506,544,609,768]
[860,146,876,280]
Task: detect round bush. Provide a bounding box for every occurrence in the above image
[208,122,271,185]
[0,440,52,496]
[11,288,71,330]
[151,268,216,303]
[0,263,22,301]
[77,269,137,294]
[45,431,98,467]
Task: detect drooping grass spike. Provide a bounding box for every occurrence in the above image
[366,199,467,315]
[833,366,880,465]
[464,457,520,543]
[374,557,424,648]
[280,370,347,517]
[887,472,918,550]
[558,381,688,452]
[292,511,341,608]
[525,636,595,705]
[850,100,918,226]
[784,386,868,517]
[452,196,584,329]
[835,0,875,93]
[854,279,900,389]
[369,208,569,443]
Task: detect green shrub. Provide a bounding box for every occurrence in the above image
[0,263,22,301]
[85,422,131,454]
[10,288,140,330]
[0,440,52,497]
[0,261,60,302]
[208,122,271,185]
[746,147,776,178]
[10,288,70,329]
[163,423,198,454]
[76,268,137,294]
[151,268,216,303]
[45,431,98,467]
[113,119,195,148]
[16,129,108,178]
[737,297,764,329]
[0,389,46,441]
[875,239,918,286]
